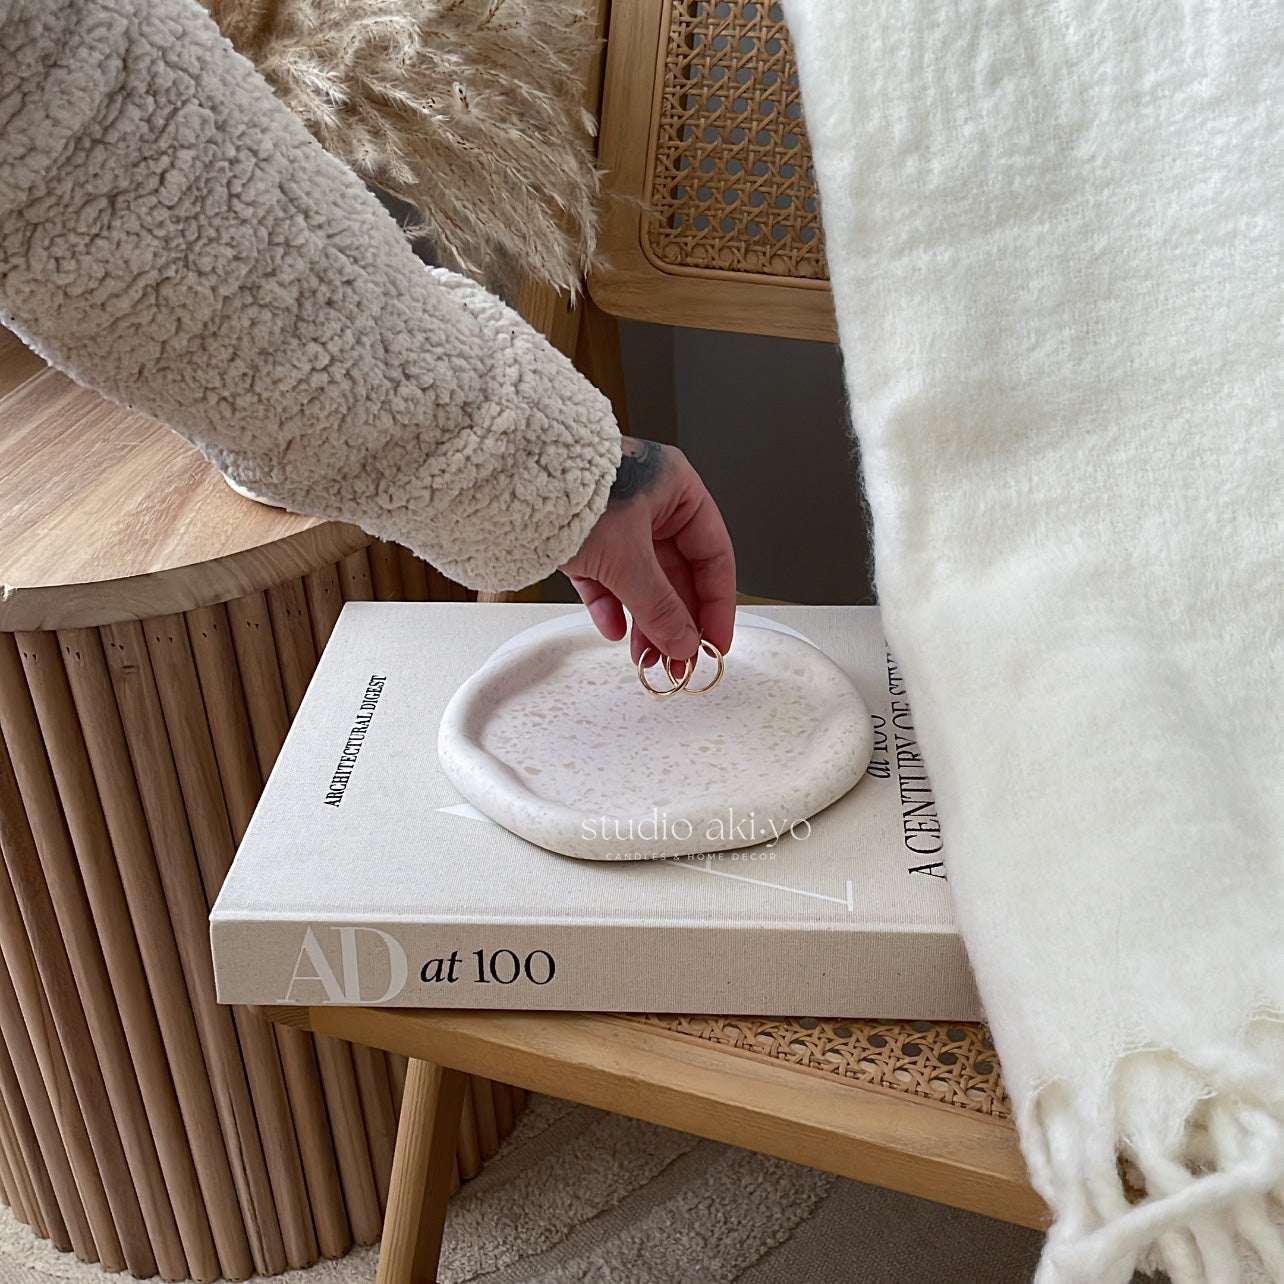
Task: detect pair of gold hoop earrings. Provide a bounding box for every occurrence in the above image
[636,638,725,697]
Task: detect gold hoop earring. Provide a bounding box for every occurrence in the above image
[663,638,725,695]
[637,645,692,696]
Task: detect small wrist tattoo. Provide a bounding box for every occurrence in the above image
[610,438,665,501]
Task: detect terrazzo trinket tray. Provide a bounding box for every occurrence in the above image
[436,613,874,860]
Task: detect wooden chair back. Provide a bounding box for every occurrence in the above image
[590,0,835,342]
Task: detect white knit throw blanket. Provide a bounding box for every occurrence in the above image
[780,2,1284,1282]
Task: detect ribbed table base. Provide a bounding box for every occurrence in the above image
[0,541,526,1281]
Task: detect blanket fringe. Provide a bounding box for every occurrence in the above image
[1026,1025,1284,1284]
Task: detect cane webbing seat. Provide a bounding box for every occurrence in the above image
[626,1014,1011,1119]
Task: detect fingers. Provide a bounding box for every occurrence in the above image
[566,575,627,642]
[649,537,699,635]
[673,491,737,656]
[621,550,701,665]
[560,440,736,670]
[629,626,657,667]
[570,541,697,666]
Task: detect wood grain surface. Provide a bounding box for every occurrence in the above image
[0,329,370,631]
[267,1005,1048,1233]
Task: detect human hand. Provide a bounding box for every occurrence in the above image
[560,437,736,672]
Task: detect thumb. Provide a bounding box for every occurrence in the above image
[620,555,700,664]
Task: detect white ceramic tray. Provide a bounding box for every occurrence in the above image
[437,612,873,860]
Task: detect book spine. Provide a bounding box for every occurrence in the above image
[211,918,982,1021]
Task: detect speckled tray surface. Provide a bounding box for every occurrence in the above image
[437,613,874,860]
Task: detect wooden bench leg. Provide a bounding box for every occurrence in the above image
[375,1060,468,1284]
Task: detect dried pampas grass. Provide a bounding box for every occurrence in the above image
[203,0,604,294]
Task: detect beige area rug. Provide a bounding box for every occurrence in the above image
[0,1093,1074,1284]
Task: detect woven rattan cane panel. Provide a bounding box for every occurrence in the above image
[647,0,827,280]
[616,1015,1012,1119]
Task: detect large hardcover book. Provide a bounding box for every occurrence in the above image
[210,603,981,1018]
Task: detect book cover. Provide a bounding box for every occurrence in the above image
[210,603,981,1018]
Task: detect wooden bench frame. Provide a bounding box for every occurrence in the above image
[263,1005,1045,1284]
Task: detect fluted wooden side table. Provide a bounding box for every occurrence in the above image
[0,327,527,1282]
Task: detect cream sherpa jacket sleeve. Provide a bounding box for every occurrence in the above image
[0,0,621,592]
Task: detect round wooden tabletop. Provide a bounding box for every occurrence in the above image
[0,327,372,632]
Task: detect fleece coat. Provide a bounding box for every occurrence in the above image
[0,0,622,592]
